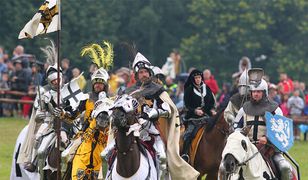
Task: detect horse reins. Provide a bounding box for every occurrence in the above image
[237,145,265,166]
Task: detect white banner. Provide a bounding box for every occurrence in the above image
[18,0,60,39]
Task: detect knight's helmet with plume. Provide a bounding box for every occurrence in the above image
[41,39,62,91]
[81,41,114,93]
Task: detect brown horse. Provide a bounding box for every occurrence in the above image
[182,109,230,180]
[112,107,141,177]
[108,95,157,179]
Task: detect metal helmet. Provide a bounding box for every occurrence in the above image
[46,63,63,91]
[151,66,164,76]
[151,66,165,82]
[41,39,61,91]
[248,68,264,85]
[238,69,249,87]
[250,79,268,96]
[132,52,152,74]
[238,69,250,96]
[91,67,109,85]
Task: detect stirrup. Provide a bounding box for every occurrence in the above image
[181,154,190,163]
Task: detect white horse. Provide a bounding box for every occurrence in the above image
[10,125,40,180]
[219,131,275,180]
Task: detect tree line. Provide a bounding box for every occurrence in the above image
[0,0,307,82]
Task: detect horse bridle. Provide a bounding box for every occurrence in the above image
[226,143,265,175]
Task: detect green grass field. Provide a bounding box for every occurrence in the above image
[0,118,28,180]
[0,117,307,179]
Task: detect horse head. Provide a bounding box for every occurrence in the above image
[92,97,114,130]
[109,94,158,179]
[111,94,139,130]
[221,131,254,175]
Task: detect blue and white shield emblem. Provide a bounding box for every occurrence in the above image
[265,111,294,152]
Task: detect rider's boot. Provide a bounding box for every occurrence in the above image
[24,138,41,172]
[181,138,191,163]
[24,156,37,172]
[24,163,37,172]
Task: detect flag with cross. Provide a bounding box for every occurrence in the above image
[18,0,60,39]
[61,73,89,110]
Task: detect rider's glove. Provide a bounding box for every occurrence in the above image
[141,106,159,120]
[35,111,46,122]
[53,107,71,120]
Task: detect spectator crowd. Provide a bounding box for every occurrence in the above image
[1,46,308,140]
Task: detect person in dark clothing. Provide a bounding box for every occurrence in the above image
[29,63,43,88]
[61,58,73,84]
[217,82,232,110]
[181,69,216,162]
[11,60,30,92]
[184,69,216,119]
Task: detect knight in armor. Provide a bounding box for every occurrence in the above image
[20,41,71,173]
[122,51,199,179]
[224,69,250,126]
[234,68,292,180]
[181,69,216,162]
[124,52,169,167]
[54,42,113,180]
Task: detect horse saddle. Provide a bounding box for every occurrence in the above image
[183,116,211,126]
[189,127,205,165]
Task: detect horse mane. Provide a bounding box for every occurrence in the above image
[205,108,225,132]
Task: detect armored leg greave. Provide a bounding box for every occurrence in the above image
[273,153,292,180]
[154,135,166,160]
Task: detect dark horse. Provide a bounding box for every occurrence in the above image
[182,109,230,180]
[108,95,157,179]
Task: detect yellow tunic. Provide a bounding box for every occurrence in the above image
[72,99,108,180]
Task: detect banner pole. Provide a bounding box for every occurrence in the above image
[56,0,62,179]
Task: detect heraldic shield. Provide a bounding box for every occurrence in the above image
[265,111,294,152]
